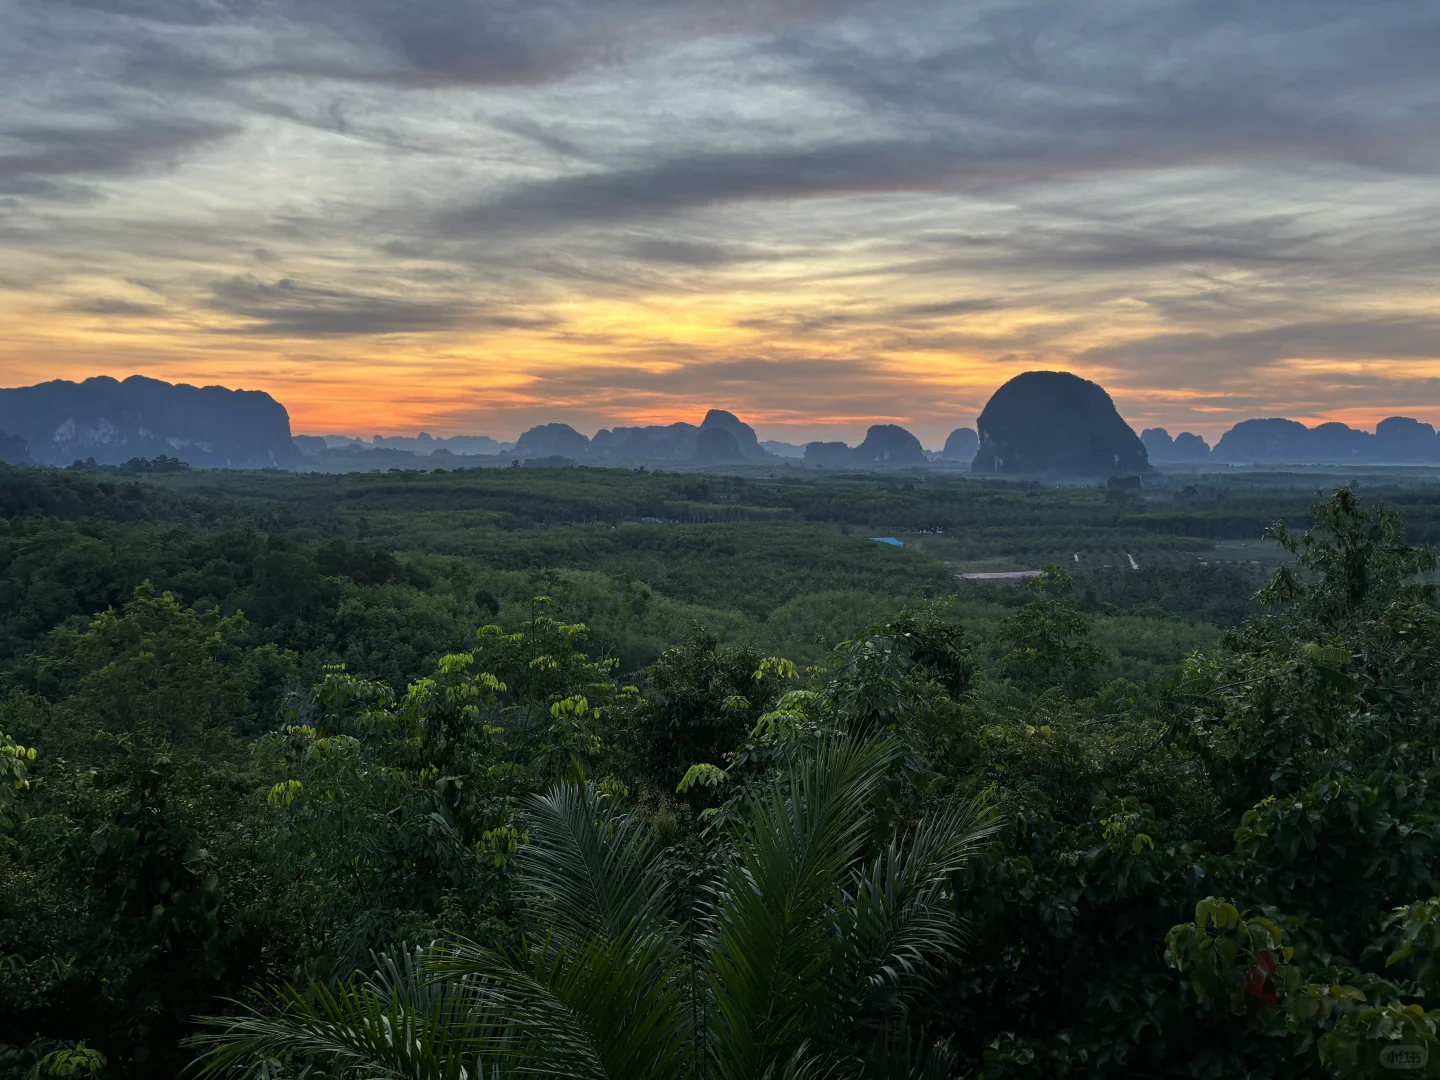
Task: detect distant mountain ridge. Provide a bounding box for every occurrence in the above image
[0,375,300,468]
[371,433,514,455]
[1141,428,1212,463]
[1146,417,1440,465]
[9,372,1440,473]
[0,431,29,466]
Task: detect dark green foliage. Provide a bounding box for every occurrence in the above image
[826,602,974,732]
[1260,485,1437,629]
[7,465,1440,1077]
[994,568,1106,698]
[189,739,995,1079]
[31,583,267,745]
[0,740,265,1078]
[625,629,787,787]
[945,489,1440,1078]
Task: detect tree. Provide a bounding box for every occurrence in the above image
[34,582,269,748]
[626,628,791,787]
[995,568,1104,698]
[1159,489,1440,1077]
[1260,486,1437,631]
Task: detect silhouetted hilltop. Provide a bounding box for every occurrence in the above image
[1376,417,1440,461]
[512,411,774,465]
[1142,428,1211,463]
[0,375,300,468]
[19,374,1440,475]
[293,435,328,459]
[1214,419,1318,463]
[700,409,771,460]
[372,433,513,455]
[973,371,1148,476]
[940,427,978,463]
[804,441,853,466]
[853,424,925,465]
[800,425,925,467]
[515,423,590,460]
[761,440,805,458]
[592,423,698,462]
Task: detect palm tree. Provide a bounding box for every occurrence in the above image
[189,736,993,1078]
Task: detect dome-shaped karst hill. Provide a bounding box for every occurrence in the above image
[973,371,1149,476]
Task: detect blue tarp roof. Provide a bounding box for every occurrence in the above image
[871,537,904,546]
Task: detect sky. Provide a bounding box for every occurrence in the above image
[1,0,1438,446]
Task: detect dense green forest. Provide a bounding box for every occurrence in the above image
[5,462,1440,1077]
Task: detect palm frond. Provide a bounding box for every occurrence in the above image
[188,947,492,1080]
[764,1043,833,1080]
[860,1028,958,1080]
[428,932,693,1080]
[516,782,673,946]
[831,798,998,1032]
[189,749,994,1080]
[706,736,899,1079]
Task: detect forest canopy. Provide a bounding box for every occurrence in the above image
[4,463,1440,1078]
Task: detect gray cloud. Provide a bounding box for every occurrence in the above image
[205,276,552,337]
[417,0,1440,239]
[1081,317,1440,385]
[625,237,773,268]
[434,140,965,235]
[0,118,237,194]
[503,353,960,433]
[66,297,166,316]
[63,0,866,92]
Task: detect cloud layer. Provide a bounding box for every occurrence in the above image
[2,0,1438,442]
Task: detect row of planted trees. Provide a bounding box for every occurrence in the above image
[4,489,1440,1077]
